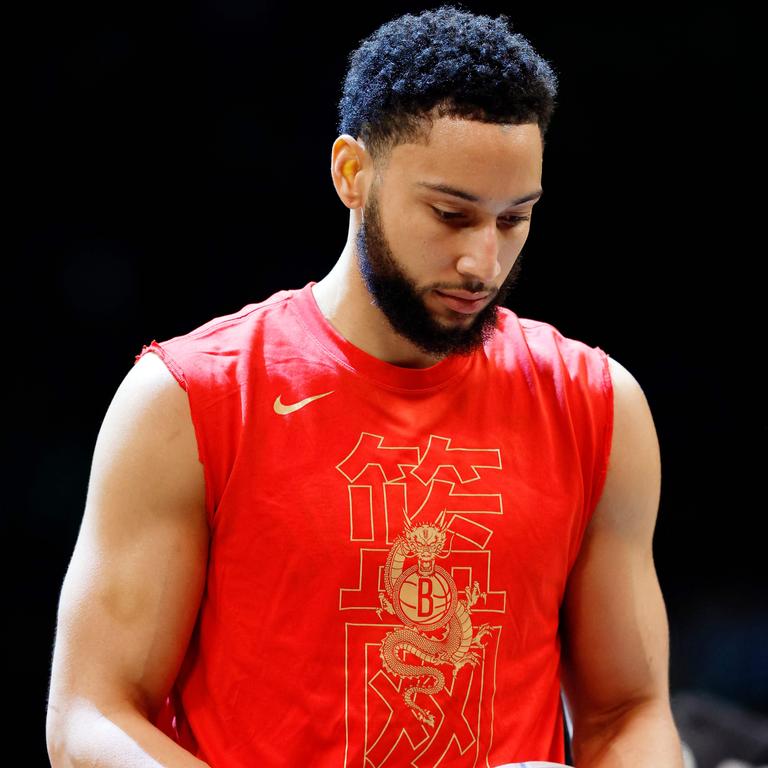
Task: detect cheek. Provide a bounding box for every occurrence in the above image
[380,201,423,243]
[383,208,438,267]
[502,225,531,255]
[386,204,427,247]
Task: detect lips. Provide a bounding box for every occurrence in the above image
[434,290,490,314]
[438,289,490,300]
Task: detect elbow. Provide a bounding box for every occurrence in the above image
[45,694,97,768]
[46,699,71,768]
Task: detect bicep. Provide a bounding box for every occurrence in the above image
[48,351,209,728]
[560,356,671,732]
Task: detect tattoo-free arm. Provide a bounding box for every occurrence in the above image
[560,356,684,767]
[46,352,212,767]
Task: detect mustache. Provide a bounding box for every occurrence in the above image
[430,255,524,300]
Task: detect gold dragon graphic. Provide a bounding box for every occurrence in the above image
[376,509,493,726]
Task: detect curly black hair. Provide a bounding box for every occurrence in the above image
[337,3,559,174]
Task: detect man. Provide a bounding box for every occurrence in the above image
[46,5,684,766]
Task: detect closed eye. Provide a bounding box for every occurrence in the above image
[432,207,530,228]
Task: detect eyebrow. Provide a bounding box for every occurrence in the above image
[415,181,543,206]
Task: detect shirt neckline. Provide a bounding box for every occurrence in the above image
[290,280,477,391]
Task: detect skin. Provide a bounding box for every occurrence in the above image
[317,114,683,763]
[560,357,682,764]
[46,350,213,767]
[314,115,543,367]
[46,114,681,767]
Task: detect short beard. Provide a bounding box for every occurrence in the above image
[355,188,523,359]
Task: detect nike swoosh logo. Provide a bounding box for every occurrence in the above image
[273,390,335,415]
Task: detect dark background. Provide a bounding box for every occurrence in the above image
[13,1,764,763]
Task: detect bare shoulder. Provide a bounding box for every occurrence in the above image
[101,349,206,519]
[606,353,643,384]
[605,354,648,406]
[589,354,660,543]
[560,354,670,730]
[47,348,210,743]
[121,348,191,431]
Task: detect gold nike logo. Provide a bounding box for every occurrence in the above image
[273,390,335,415]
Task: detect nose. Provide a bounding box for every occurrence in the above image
[455,222,502,283]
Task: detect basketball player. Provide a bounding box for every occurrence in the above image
[46,5,684,766]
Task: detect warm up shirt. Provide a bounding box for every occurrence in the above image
[133,280,613,767]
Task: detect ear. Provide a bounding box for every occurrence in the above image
[331,134,370,209]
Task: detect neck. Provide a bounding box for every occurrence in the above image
[311,244,446,369]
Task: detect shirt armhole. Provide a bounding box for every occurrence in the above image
[590,347,614,520]
[135,339,187,392]
[133,339,216,529]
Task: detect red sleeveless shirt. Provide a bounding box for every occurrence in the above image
[134,280,613,767]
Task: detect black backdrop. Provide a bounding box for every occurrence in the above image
[13,2,764,762]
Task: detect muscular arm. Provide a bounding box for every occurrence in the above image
[46,351,212,767]
[560,356,684,767]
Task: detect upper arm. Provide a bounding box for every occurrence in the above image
[47,350,209,736]
[560,355,671,735]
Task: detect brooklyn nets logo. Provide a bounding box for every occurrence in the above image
[376,509,493,726]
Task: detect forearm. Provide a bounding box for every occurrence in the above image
[48,701,211,768]
[572,698,684,768]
